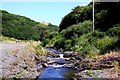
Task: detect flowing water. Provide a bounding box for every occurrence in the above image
[37,48,77,79]
[59,54,64,58]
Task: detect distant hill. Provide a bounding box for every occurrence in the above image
[1,10,58,40]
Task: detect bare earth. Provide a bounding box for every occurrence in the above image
[0,42,41,78]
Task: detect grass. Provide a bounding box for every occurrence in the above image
[0,36,48,55]
[0,36,16,42]
[113,61,120,70]
[85,70,93,75]
[27,41,48,55]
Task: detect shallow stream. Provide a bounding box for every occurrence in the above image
[37,48,77,79]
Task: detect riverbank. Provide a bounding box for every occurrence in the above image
[69,51,120,78]
[1,42,119,79]
[37,49,120,79]
[0,42,47,79]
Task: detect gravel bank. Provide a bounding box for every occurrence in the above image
[0,42,43,78]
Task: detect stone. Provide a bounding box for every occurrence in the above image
[41,63,48,68]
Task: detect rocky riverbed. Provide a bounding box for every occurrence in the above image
[0,42,46,79]
[46,50,120,78]
[37,49,120,79]
[1,42,120,79]
[65,51,120,79]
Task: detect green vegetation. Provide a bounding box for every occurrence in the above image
[1,2,120,57]
[35,23,59,46]
[27,41,48,55]
[1,10,58,56]
[0,36,16,42]
[85,70,93,75]
[61,20,92,39]
[59,4,92,31]
[1,10,39,40]
[59,2,120,32]
[42,2,120,56]
[1,10,58,41]
[94,2,120,31]
[44,24,119,56]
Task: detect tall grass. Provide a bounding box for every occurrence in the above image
[0,36,16,42]
[27,41,47,55]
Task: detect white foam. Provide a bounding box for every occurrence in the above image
[59,54,64,58]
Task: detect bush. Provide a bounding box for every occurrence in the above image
[92,30,105,38]
[61,20,92,39]
[59,4,92,31]
[106,25,120,37]
[47,21,92,51]
[72,32,99,55]
[95,36,118,54]
[47,34,64,48]
[54,37,65,49]
[64,40,73,50]
[69,31,119,56]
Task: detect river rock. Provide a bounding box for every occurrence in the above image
[64,51,79,57]
[63,53,72,57]
[47,60,56,64]
[41,63,48,68]
[75,67,119,78]
[65,58,71,61]
[36,63,43,72]
[70,57,76,60]
[75,56,82,60]
[56,59,66,65]
[65,63,74,68]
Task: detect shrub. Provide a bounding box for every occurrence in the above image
[64,40,73,50]
[70,31,118,56]
[96,36,118,54]
[106,26,120,37]
[61,20,92,39]
[47,34,64,48]
[92,30,105,38]
[59,4,92,31]
[53,36,65,49]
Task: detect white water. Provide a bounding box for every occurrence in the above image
[59,54,64,58]
[49,64,64,68]
[39,48,77,79]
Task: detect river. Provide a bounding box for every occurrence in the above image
[37,48,77,79]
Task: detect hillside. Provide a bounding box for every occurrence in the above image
[59,3,92,31]
[43,2,120,56]
[1,10,39,40]
[1,2,120,57]
[59,2,120,32]
[1,2,120,79]
[1,10,58,40]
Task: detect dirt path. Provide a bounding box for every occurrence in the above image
[0,42,41,78]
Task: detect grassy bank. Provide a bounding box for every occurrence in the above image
[27,41,48,55]
[0,36,48,55]
[0,36,16,42]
